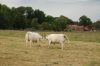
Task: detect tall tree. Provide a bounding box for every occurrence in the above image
[45,15,55,24]
[52,15,71,31]
[31,18,40,29]
[0,4,12,29]
[34,9,45,24]
[93,20,100,30]
[12,6,26,29]
[25,7,34,28]
[79,15,92,26]
[41,22,52,30]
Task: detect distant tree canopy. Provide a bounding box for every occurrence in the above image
[93,20,100,30]
[34,9,45,24]
[0,4,12,29]
[0,3,99,31]
[45,15,55,24]
[79,15,92,27]
[0,4,46,29]
[52,15,73,31]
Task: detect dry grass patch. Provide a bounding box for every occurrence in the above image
[0,30,100,66]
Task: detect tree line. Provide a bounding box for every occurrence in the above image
[0,4,100,31]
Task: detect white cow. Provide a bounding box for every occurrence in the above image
[25,31,42,47]
[46,34,69,50]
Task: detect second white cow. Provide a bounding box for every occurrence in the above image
[46,34,69,50]
[25,31,42,47]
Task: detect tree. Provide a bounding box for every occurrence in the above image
[25,7,34,28]
[0,4,12,29]
[31,18,40,29]
[79,15,92,26]
[25,7,34,19]
[52,15,73,31]
[13,14,26,29]
[45,15,55,24]
[41,22,52,30]
[11,6,26,29]
[34,9,45,24]
[11,6,34,29]
[93,20,100,30]
[0,13,7,29]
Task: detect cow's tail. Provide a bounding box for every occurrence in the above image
[63,32,70,44]
[64,34,70,44]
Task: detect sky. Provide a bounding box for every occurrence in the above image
[0,0,100,21]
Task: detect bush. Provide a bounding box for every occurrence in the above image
[64,29,75,32]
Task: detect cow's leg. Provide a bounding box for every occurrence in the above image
[29,40,33,47]
[32,40,36,47]
[48,40,51,48]
[60,42,64,50]
[37,39,41,47]
[36,40,38,43]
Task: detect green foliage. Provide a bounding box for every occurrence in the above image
[11,7,26,29]
[0,4,97,31]
[34,9,45,24]
[13,14,26,29]
[41,22,52,30]
[31,18,40,29]
[0,13,7,29]
[79,15,92,26]
[25,7,34,20]
[64,29,75,32]
[24,7,34,28]
[93,20,100,30]
[52,15,73,31]
[45,15,55,24]
[0,4,12,29]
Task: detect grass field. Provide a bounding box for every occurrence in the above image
[0,30,100,66]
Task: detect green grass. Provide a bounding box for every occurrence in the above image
[0,30,100,66]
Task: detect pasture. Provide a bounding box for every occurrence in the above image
[0,30,100,66]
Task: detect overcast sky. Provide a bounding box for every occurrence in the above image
[0,0,100,21]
